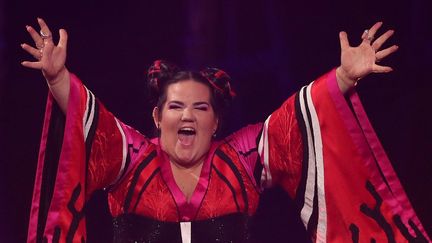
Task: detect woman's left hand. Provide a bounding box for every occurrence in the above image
[336,22,399,93]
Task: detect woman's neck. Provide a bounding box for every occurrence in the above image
[170,160,204,202]
[170,157,204,171]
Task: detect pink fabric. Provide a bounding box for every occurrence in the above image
[49,74,87,240]
[158,139,221,221]
[326,69,430,241]
[114,123,149,187]
[350,92,430,240]
[28,73,87,242]
[27,88,54,242]
[225,124,263,189]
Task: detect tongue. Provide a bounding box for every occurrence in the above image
[178,134,195,146]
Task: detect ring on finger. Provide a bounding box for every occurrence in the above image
[362,29,374,42]
[40,30,52,39]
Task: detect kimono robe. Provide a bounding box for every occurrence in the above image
[27,69,430,242]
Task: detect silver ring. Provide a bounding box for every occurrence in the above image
[40,30,52,39]
[362,29,374,43]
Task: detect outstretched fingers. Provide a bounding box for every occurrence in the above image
[362,22,383,44]
[21,17,69,80]
[375,44,399,62]
[372,63,393,73]
[339,31,350,50]
[37,18,53,44]
[21,43,42,60]
[21,60,42,70]
[25,25,44,49]
[58,29,68,50]
[372,29,395,51]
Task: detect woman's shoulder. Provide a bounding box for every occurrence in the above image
[225,123,263,142]
[219,123,263,154]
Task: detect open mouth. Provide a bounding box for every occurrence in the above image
[178,127,196,146]
[178,127,196,135]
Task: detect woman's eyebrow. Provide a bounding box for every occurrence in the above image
[193,102,210,106]
[167,100,184,105]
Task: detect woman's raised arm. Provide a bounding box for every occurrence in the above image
[21,18,70,113]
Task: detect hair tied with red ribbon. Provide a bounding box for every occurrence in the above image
[147,59,179,94]
[147,60,162,91]
[200,67,236,99]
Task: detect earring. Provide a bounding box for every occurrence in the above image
[156,123,161,137]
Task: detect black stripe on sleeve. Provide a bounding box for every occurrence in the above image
[215,150,249,214]
[253,126,264,188]
[302,86,315,146]
[84,101,99,166]
[212,164,241,212]
[119,141,146,181]
[306,176,319,234]
[123,150,157,212]
[294,89,309,208]
[132,168,160,212]
[300,86,319,233]
[36,104,65,243]
[84,90,94,125]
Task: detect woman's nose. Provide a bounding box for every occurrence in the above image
[181,108,195,122]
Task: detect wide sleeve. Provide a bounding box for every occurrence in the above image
[27,73,149,243]
[258,69,430,242]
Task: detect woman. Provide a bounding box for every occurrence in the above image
[22,18,430,242]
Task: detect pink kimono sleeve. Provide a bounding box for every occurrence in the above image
[27,73,148,243]
[258,69,430,242]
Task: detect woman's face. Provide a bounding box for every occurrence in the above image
[153,80,218,167]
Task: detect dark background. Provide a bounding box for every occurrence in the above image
[1,0,431,242]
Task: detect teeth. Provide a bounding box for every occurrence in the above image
[180,127,195,132]
[178,127,196,135]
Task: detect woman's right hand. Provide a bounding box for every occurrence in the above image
[21,18,70,112]
[21,18,69,85]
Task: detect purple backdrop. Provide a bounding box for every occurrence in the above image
[1,0,431,242]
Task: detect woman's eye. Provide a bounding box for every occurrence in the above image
[196,106,208,111]
[168,105,182,110]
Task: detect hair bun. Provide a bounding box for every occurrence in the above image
[200,67,236,100]
[147,60,179,100]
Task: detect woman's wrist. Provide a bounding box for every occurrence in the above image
[336,67,357,94]
[46,67,69,87]
[46,67,70,113]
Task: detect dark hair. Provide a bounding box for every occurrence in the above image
[147,60,235,127]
